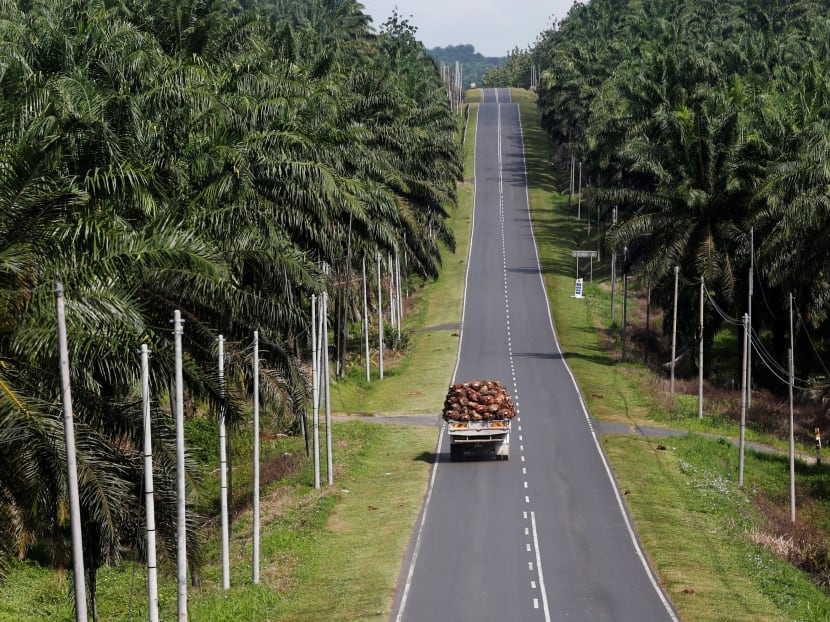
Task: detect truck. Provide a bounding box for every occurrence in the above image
[443,380,514,461]
[447,419,511,461]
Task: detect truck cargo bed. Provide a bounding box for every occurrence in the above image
[447,420,510,461]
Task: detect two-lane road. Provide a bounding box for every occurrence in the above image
[392,89,678,622]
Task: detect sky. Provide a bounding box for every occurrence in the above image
[359,0,579,58]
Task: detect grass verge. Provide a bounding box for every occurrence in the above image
[513,86,830,620]
[0,423,435,621]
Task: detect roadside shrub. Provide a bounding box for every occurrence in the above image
[385,325,412,352]
[792,531,830,590]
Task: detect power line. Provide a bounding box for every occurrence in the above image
[678,272,697,287]
[703,282,742,326]
[749,328,810,389]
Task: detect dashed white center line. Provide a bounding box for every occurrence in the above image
[497,101,552,621]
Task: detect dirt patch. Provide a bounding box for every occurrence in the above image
[259,485,295,524]
[260,552,299,591]
[327,513,351,533]
[754,491,830,590]
[227,452,304,519]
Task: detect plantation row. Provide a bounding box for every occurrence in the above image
[0,0,461,618]
[488,0,830,393]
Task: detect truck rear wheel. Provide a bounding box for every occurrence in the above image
[450,444,462,462]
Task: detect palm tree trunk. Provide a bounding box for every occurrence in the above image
[336,290,346,378]
[89,567,98,622]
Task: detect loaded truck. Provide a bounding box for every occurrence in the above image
[442,380,514,461]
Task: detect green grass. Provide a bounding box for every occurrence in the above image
[465,88,482,103]
[513,86,830,621]
[0,423,435,622]
[183,422,436,622]
[606,435,830,621]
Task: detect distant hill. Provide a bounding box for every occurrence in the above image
[428,44,505,89]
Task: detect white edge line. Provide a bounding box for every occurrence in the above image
[395,95,483,622]
[514,102,680,622]
[394,427,446,622]
[531,511,551,621]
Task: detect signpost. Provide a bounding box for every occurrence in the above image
[571,250,598,281]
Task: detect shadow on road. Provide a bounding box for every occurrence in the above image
[512,351,564,360]
[413,451,437,464]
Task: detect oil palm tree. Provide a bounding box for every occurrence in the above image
[0,1,462,614]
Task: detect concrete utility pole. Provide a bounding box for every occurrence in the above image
[377,254,384,379]
[570,150,575,198]
[55,281,88,622]
[739,313,749,488]
[172,310,188,621]
[218,336,230,590]
[789,293,796,524]
[141,344,159,622]
[747,227,754,409]
[610,207,617,319]
[323,294,333,486]
[395,250,403,339]
[253,331,261,582]
[621,247,628,363]
[311,295,320,490]
[388,253,395,335]
[362,257,370,382]
[671,266,679,394]
[698,279,705,419]
[644,274,651,365]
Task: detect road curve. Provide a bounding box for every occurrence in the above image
[391,88,678,622]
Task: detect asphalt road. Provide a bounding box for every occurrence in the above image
[390,89,679,622]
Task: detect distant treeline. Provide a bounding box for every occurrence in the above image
[428,44,505,88]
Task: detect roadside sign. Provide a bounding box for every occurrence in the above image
[574,278,584,298]
[571,250,598,281]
